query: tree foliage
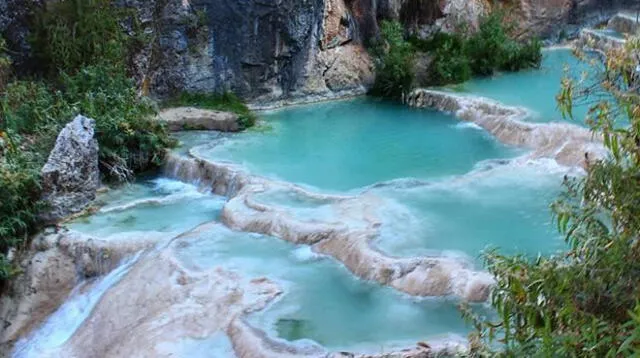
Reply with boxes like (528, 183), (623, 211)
(413, 11), (542, 86)
(464, 38), (640, 357)
(371, 12), (543, 96)
(31, 0), (134, 75)
(0, 37), (10, 91)
(370, 20), (415, 99)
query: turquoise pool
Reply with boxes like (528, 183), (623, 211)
(189, 99), (520, 192)
(459, 48), (599, 124)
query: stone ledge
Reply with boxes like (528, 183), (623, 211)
(157, 107), (240, 132)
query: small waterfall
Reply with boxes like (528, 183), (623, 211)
(163, 151), (250, 198)
(12, 252), (143, 358)
(163, 153), (204, 187)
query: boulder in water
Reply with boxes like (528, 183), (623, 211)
(41, 115), (100, 222)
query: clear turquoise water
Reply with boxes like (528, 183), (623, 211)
(458, 49), (597, 124)
(190, 98), (519, 191)
(60, 179), (473, 353)
(176, 98), (565, 260)
(174, 224), (470, 352)
(37, 48), (584, 356)
(373, 160), (565, 260)
(68, 179), (224, 238)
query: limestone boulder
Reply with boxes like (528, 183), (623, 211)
(41, 115), (100, 222)
(157, 107), (240, 132)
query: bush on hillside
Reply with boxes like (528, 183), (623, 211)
(60, 65), (174, 178)
(408, 12), (543, 87)
(0, 1), (176, 284)
(465, 12), (510, 76)
(0, 140), (42, 281)
(0, 37), (10, 91)
(419, 32), (472, 85)
(499, 38), (543, 72)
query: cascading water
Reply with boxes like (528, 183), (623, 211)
(13, 48), (598, 357)
(12, 253), (142, 358)
(68, 179), (225, 239)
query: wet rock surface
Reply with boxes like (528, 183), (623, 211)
(40, 115), (100, 223)
(0, 229), (156, 354)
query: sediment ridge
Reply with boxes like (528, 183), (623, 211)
(406, 89), (606, 168)
(165, 149), (495, 303)
(15, 221), (459, 358)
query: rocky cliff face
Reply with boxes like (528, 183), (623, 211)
(127, 0), (375, 105)
(512, 0), (639, 41)
(1, 0), (637, 104)
(126, 0), (638, 103)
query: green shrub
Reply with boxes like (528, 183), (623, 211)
(499, 38), (543, 72)
(1, 81), (62, 137)
(31, 0), (134, 74)
(464, 39), (640, 357)
(165, 92), (257, 130)
(407, 12), (542, 87)
(409, 31), (465, 53)
(370, 20), (415, 99)
(61, 65), (173, 177)
(422, 33), (472, 85)
(0, 147), (42, 280)
(0, 0), (176, 285)
(0, 37), (10, 91)
(466, 11), (510, 76)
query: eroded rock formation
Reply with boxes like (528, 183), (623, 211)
(8, 221), (461, 358)
(121, 0), (640, 102)
(0, 229), (156, 353)
(40, 115), (100, 223)
(2, 0), (635, 104)
(164, 149), (495, 303)
(406, 89), (606, 168)
(608, 11), (640, 34)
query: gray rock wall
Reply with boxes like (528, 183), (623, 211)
(2, 0), (639, 104)
(129, 0), (373, 104)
